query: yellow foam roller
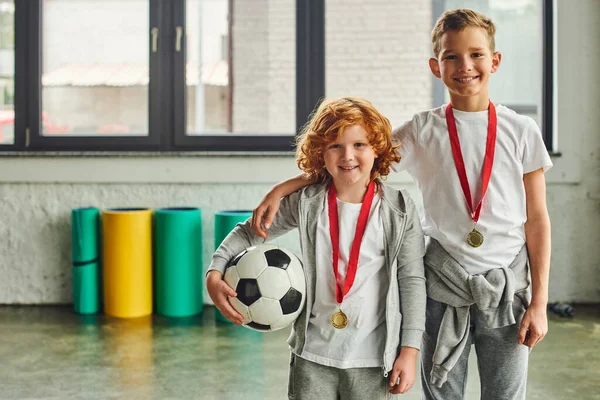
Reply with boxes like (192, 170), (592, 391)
(102, 208), (153, 318)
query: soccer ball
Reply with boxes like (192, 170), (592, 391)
(224, 244), (306, 332)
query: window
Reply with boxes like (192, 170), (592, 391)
(41, 0), (150, 137)
(0, 0), (13, 49)
(184, 0), (296, 135)
(0, 0), (14, 145)
(5, 0), (552, 152)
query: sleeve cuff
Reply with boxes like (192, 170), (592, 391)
(206, 257), (229, 276)
(400, 328), (424, 350)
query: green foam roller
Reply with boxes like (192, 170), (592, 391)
(73, 262), (100, 315)
(214, 210), (252, 323)
(155, 207), (204, 317)
(72, 207), (100, 263)
(214, 210), (253, 249)
(71, 207), (101, 314)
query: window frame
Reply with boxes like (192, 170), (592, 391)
(5, 0), (552, 152)
(18, 0), (166, 151)
(9, 0), (324, 152)
(171, 0), (323, 151)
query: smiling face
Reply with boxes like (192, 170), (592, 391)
(429, 27), (501, 111)
(323, 124), (377, 191)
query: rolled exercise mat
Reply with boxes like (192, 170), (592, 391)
(102, 208), (153, 318)
(155, 207), (203, 317)
(214, 210), (252, 323)
(72, 207), (101, 314)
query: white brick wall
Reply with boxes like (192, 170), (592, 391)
(325, 0), (433, 124)
(0, 182), (300, 304)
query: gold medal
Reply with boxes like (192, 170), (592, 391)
(331, 310), (348, 329)
(446, 102), (496, 252)
(467, 228), (484, 247)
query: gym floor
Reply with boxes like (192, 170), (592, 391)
(0, 305), (598, 399)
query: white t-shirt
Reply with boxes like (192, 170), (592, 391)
(302, 193), (388, 369)
(393, 104), (553, 275)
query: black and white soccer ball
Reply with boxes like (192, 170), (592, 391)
(224, 244), (306, 332)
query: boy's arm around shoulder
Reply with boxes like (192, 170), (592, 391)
(209, 188), (303, 275)
(391, 114), (424, 172)
(391, 113), (420, 147)
(395, 191), (426, 350)
(251, 174), (315, 238)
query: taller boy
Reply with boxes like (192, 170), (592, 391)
(404, 9), (552, 399)
(251, 8), (553, 400)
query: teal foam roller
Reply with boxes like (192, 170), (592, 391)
(155, 207), (204, 317)
(73, 262), (100, 314)
(214, 210), (252, 323)
(71, 208), (101, 263)
(214, 210), (252, 250)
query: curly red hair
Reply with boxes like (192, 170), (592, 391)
(296, 97), (400, 183)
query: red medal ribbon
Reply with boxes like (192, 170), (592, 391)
(445, 102), (497, 223)
(327, 180), (376, 304)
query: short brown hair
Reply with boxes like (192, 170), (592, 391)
(431, 8), (496, 58)
(296, 97), (400, 183)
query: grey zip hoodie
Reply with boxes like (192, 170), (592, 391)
(209, 180), (427, 373)
(424, 238), (531, 387)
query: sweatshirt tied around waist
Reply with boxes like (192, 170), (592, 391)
(424, 238), (531, 388)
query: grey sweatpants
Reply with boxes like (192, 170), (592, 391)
(287, 354), (393, 400)
(420, 297), (530, 400)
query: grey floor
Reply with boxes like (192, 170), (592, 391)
(0, 305), (598, 400)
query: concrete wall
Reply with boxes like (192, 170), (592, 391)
(0, 179), (298, 303)
(0, 0), (598, 304)
(543, 0), (600, 301)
